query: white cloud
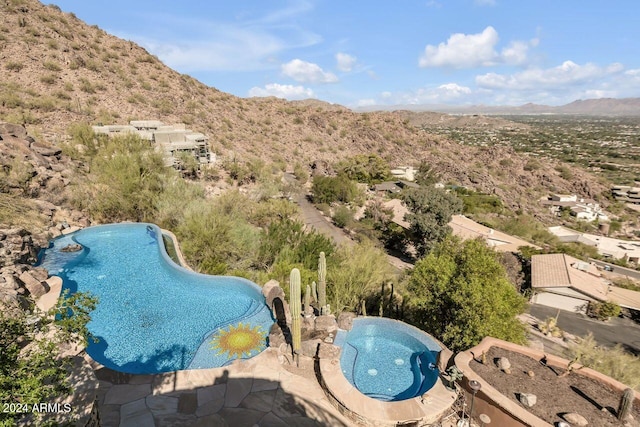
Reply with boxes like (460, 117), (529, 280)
(419, 26), (499, 68)
(281, 59), (338, 83)
(419, 27), (539, 69)
(476, 61), (625, 90)
(248, 83), (315, 100)
(501, 41), (530, 65)
(336, 53), (357, 72)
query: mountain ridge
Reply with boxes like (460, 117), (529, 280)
(0, 0), (610, 218)
(356, 98), (640, 116)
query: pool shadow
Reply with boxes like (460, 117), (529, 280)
(89, 335), (192, 375)
(96, 363), (353, 426)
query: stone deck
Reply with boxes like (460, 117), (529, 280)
(91, 348), (355, 426)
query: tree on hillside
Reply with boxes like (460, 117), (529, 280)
(402, 187), (463, 257)
(414, 161), (440, 187)
(407, 236), (527, 352)
(311, 174), (363, 205)
(336, 154), (391, 184)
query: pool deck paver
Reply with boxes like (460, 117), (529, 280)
(91, 348), (357, 426)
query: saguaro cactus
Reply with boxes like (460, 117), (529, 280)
(311, 281), (318, 303)
(289, 268), (302, 364)
(318, 252), (327, 314)
(618, 388), (635, 421)
(305, 284), (312, 316)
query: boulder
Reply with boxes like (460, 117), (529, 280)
(262, 279), (283, 310)
(563, 412), (588, 426)
(29, 267), (49, 282)
(519, 393), (537, 407)
(268, 323), (286, 348)
(317, 342), (341, 360)
(18, 271), (48, 298)
(497, 357), (512, 374)
(315, 315), (338, 333)
(60, 244), (82, 253)
(337, 312), (356, 331)
(301, 339), (322, 357)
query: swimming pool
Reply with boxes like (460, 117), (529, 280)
(334, 317), (441, 401)
(38, 223), (273, 374)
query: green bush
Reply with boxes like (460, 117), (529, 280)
(567, 333), (640, 390)
(586, 300), (621, 321)
(336, 154), (391, 184)
(311, 174), (363, 205)
(407, 235), (527, 352)
(332, 205), (353, 228)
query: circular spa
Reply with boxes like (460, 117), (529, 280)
(335, 317), (441, 401)
(38, 223), (274, 374)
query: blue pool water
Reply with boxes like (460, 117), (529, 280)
(334, 317), (441, 401)
(38, 223), (274, 374)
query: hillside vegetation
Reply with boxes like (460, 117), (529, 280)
(0, 0), (610, 218)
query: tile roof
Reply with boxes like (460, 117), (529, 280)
(532, 253), (640, 310)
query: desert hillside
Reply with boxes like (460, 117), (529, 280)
(0, 0), (609, 215)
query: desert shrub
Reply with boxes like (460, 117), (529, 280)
(175, 199), (261, 275)
(293, 162), (308, 184)
(0, 193), (46, 229)
(311, 174), (363, 205)
(327, 242), (395, 314)
(336, 154), (391, 184)
(454, 187), (504, 215)
(71, 134), (167, 222)
(4, 61), (23, 72)
(567, 333), (640, 390)
(524, 159), (541, 171)
(42, 61), (61, 72)
(586, 300), (621, 321)
(332, 205), (353, 228)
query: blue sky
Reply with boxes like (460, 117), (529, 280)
(51, 0), (640, 107)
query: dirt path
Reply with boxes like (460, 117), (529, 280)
(284, 173), (413, 271)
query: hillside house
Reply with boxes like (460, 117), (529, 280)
(531, 253), (640, 313)
(540, 194), (608, 222)
(548, 226), (640, 264)
(93, 121), (215, 168)
(390, 166), (417, 182)
(612, 185), (640, 204)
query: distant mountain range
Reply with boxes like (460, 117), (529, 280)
(357, 98), (640, 116)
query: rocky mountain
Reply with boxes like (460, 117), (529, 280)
(359, 98), (640, 116)
(0, 0), (609, 218)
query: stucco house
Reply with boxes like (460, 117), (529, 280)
(531, 253), (640, 313)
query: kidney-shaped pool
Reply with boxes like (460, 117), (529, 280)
(38, 223), (274, 374)
(334, 317), (441, 401)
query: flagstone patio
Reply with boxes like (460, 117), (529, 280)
(90, 348), (355, 426)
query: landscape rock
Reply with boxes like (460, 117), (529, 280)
(564, 412), (589, 426)
(317, 342), (341, 360)
(497, 357), (512, 374)
(18, 271), (48, 298)
(267, 323), (286, 348)
(301, 339), (322, 357)
(519, 393), (537, 407)
(29, 267), (49, 282)
(337, 311), (356, 331)
(60, 244), (82, 253)
(315, 315), (338, 333)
